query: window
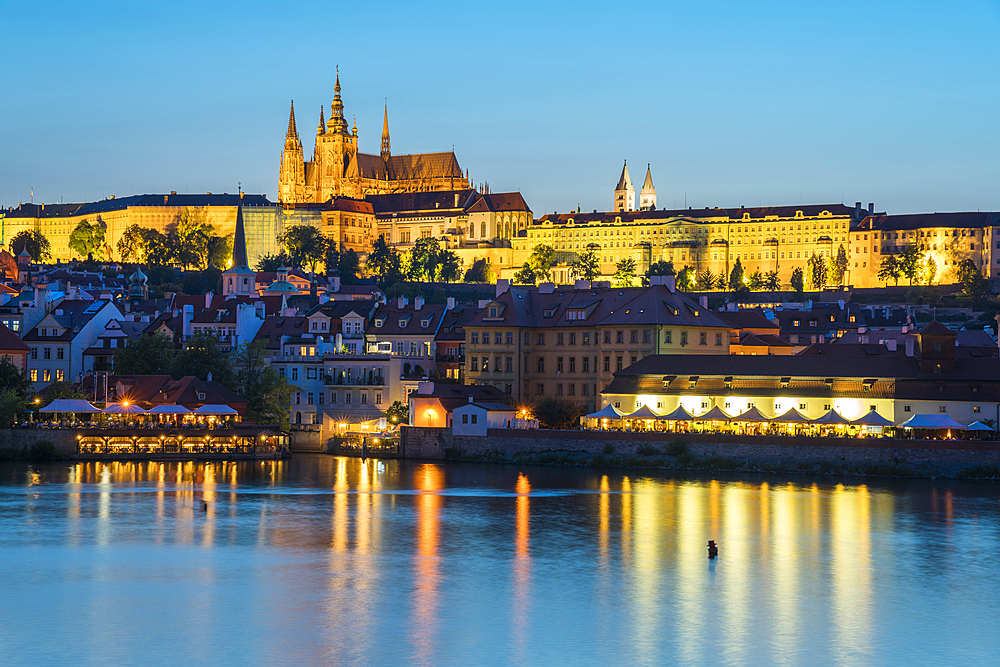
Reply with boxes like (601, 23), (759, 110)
(318, 392), (324, 405)
(30, 369), (37, 382)
(536, 383), (544, 395)
(904, 405), (911, 412)
(603, 356), (610, 372)
(643, 330), (651, 344)
(471, 332), (479, 344)
(799, 403), (806, 410)
(537, 333), (545, 345)
(494, 332), (502, 344)
(616, 356), (623, 371)
(295, 393), (300, 405)
(665, 330), (672, 344)
(471, 413), (478, 424)
(537, 357), (545, 372)
(569, 357), (576, 372)
(462, 414), (468, 424)
(630, 331), (638, 344)
(939, 406), (947, 412)
(361, 394), (368, 404)
(557, 357), (564, 372)
(974, 406), (981, 413)
(680, 331), (688, 346)
(471, 357), (478, 371)
(616, 331), (624, 343)
(569, 333), (576, 345)
(307, 392), (314, 404)
(307, 367), (318, 380)
(494, 356), (502, 371)
(556, 383), (563, 395)
(506, 332), (513, 345)
(505, 356), (513, 372)
(345, 393), (352, 404)
(278, 367), (285, 378)
(291, 367), (298, 381)
(630, 355), (636, 364)
(43, 348), (51, 360)
(524, 332), (530, 345)
(715, 333), (722, 346)
(700, 332), (706, 345)
(583, 333), (591, 345)
(582, 357), (589, 372)
(582, 384), (589, 396)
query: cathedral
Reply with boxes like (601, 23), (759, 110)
(277, 73), (470, 204)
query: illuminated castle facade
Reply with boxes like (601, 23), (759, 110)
(277, 73), (469, 204)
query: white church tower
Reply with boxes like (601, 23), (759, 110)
(639, 164), (657, 211)
(614, 160), (635, 212)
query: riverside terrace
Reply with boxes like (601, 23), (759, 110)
(596, 322), (1000, 440)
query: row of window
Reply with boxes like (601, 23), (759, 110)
(533, 382), (596, 396)
(292, 391), (383, 405)
(30, 347), (64, 360)
(29, 369), (64, 382)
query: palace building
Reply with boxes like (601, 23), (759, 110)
(277, 73), (469, 204)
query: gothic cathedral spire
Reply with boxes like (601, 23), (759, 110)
(317, 105), (325, 136)
(278, 100), (305, 204)
(232, 203), (249, 269)
(614, 160), (635, 212)
(285, 100), (301, 149)
(639, 164), (657, 211)
(327, 70), (348, 134)
(381, 104), (391, 160)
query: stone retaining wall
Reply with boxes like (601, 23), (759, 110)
(0, 429), (80, 456)
(400, 427), (1000, 465)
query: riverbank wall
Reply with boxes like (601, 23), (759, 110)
(399, 427), (1000, 467)
(0, 429), (78, 459)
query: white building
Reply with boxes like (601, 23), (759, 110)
(24, 299), (122, 390)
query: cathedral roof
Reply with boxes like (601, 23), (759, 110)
(366, 190), (476, 214)
(355, 152), (464, 182)
(466, 192), (532, 214)
(616, 161), (633, 191)
(357, 154), (389, 180)
(640, 165), (655, 194)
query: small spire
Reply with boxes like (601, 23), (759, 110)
(286, 100), (298, 140)
(381, 103), (391, 160)
(334, 69), (341, 95)
(231, 203), (249, 270)
(317, 105), (325, 135)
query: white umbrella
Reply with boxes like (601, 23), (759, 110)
(147, 404), (193, 415)
(103, 403), (148, 415)
(40, 398), (102, 413)
(192, 404), (239, 416)
(966, 421), (994, 431)
(898, 414), (966, 430)
(587, 404), (623, 419)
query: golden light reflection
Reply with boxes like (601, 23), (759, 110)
(621, 476), (632, 567)
(674, 482), (704, 666)
(722, 482), (750, 665)
(598, 476), (609, 568)
(831, 484), (873, 662)
(513, 472), (531, 663)
(410, 464), (443, 666)
(772, 482), (800, 666)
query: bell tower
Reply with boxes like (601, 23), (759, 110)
(315, 71), (360, 201)
(614, 160), (635, 212)
(277, 101), (305, 204)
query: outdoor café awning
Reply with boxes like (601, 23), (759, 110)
(696, 405), (731, 422)
(773, 408), (811, 423)
(147, 404), (193, 415)
(103, 403), (148, 415)
(40, 399), (102, 413)
(898, 414), (966, 430)
(662, 405), (695, 421)
(587, 404), (623, 419)
(853, 409), (895, 427)
(811, 409), (851, 425)
(967, 421), (994, 432)
(734, 406), (772, 422)
(192, 404), (239, 416)
(625, 405), (662, 420)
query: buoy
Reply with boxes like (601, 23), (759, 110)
(707, 540), (718, 558)
(202, 501), (208, 512)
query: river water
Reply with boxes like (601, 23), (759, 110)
(1, 456), (998, 666)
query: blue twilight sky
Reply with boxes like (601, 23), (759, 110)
(1, 0), (998, 216)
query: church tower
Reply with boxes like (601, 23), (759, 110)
(639, 164), (657, 211)
(223, 200), (257, 297)
(277, 101), (305, 204)
(381, 104), (391, 160)
(315, 72), (360, 201)
(614, 160), (635, 212)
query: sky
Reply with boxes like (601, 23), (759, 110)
(1, 0), (999, 216)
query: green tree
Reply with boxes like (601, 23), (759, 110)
(232, 340), (295, 429)
(676, 265), (696, 290)
(0, 357), (32, 396)
(763, 270), (781, 291)
(256, 252), (294, 272)
(463, 258), (494, 283)
(923, 256), (937, 285)
(748, 269), (764, 291)
(570, 246), (601, 286)
(10, 230), (51, 263)
(532, 397), (581, 430)
(365, 235), (393, 280)
(899, 245), (924, 285)
(279, 224), (327, 272)
(956, 258), (991, 305)
(438, 250), (461, 282)
(0, 389), (25, 427)
(68, 220), (106, 259)
(808, 253), (827, 290)
(207, 235), (233, 270)
(729, 258), (745, 290)
(613, 257), (637, 287)
(829, 244), (849, 285)
(514, 262), (536, 285)
(338, 248), (360, 285)
(696, 269), (717, 290)
(113, 332), (175, 375)
(117, 224), (167, 264)
(168, 207), (215, 269)
(408, 237), (442, 280)
(643, 260), (675, 287)
(527, 244), (556, 282)
(878, 254), (902, 286)
(324, 240), (340, 275)
(39, 381), (86, 407)
(385, 400), (409, 425)
(790, 267), (805, 293)
(171, 331), (235, 387)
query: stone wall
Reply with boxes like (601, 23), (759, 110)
(0, 429), (80, 456)
(400, 426), (1000, 466)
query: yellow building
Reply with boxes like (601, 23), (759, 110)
(277, 73), (469, 204)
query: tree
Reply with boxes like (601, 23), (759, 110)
(0, 357), (32, 396)
(532, 397), (581, 430)
(922, 256), (937, 285)
(438, 250), (461, 282)
(338, 249), (360, 284)
(676, 265), (696, 291)
(527, 244), (556, 282)
(899, 245), (924, 285)
(365, 235), (392, 279)
(729, 258), (745, 290)
(613, 257), (636, 287)
(513, 262), (536, 285)
(878, 255), (902, 286)
(232, 340), (295, 429)
(829, 244), (848, 286)
(279, 224), (327, 272)
(790, 267), (805, 293)
(696, 269), (717, 291)
(956, 258), (991, 305)
(643, 260), (675, 287)
(68, 220), (106, 259)
(117, 224), (167, 264)
(324, 240), (340, 276)
(570, 246), (601, 286)
(10, 230), (51, 263)
(113, 332), (175, 375)
(409, 237), (442, 280)
(763, 271), (781, 291)
(808, 253), (827, 290)
(0, 389), (25, 428)
(171, 331), (235, 387)
(168, 207), (215, 269)
(39, 381), (85, 407)
(464, 258), (494, 283)
(385, 400), (409, 425)
(748, 269), (764, 291)
(256, 252), (294, 272)
(207, 235), (233, 270)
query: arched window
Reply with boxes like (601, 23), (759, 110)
(295, 412), (302, 424)
(481, 221), (487, 237)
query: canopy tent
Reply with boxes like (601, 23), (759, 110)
(40, 399), (102, 413)
(625, 405), (663, 420)
(587, 404), (624, 419)
(733, 406), (772, 422)
(103, 403), (148, 415)
(146, 404), (193, 415)
(773, 408), (811, 423)
(967, 421), (995, 432)
(852, 410), (895, 427)
(192, 404), (239, 416)
(696, 405), (731, 422)
(811, 409), (851, 425)
(662, 406), (695, 421)
(898, 414), (966, 430)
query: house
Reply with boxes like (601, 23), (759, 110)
(23, 299), (122, 390)
(452, 400), (519, 436)
(365, 295), (449, 377)
(81, 374), (248, 415)
(82, 316), (150, 373)
(409, 381), (510, 428)
(0, 322), (30, 371)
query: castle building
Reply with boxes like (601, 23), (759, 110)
(277, 73), (469, 204)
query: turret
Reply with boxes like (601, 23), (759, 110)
(223, 203), (256, 297)
(381, 104), (391, 160)
(639, 164), (656, 211)
(316, 105), (325, 136)
(326, 71), (349, 135)
(278, 100), (305, 204)
(614, 160), (635, 212)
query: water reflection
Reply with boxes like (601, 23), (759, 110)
(1, 459), (998, 666)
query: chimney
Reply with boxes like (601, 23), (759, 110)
(183, 304), (194, 337)
(446, 297), (455, 310)
(319, 293), (329, 305)
(855, 202), (863, 218)
(330, 275), (341, 293)
(538, 282), (555, 294)
(414, 295), (424, 311)
(205, 292), (213, 309)
(417, 381), (434, 395)
(869, 203), (875, 215)
(496, 279), (510, 298)
(468, 395), (474, 403)
(650, 276), (663, 286)
(699, 296), (708, 309)
(665, 275), (676, 293)
(886, 339), (897, 352)
(905, 336), (915, 357)
(838, 299), (845, 310)
(574, 280), (589, 290)
(34, 286), (45, 309)
(207, 372), (212, 382)
(397, 296), (406, 309)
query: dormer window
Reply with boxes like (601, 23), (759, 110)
(543, 308), (556, 318)
(40, 329), (47, 337)
(489, 307), (498, 317)
(197, 392), (206, 400)
(399, 319), (407, 328)
(375, 319), (383, 328)
(793, 319), (800, 327)
(421, 319), (430, 328)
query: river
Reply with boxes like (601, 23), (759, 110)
(1, 456), (998, 666)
